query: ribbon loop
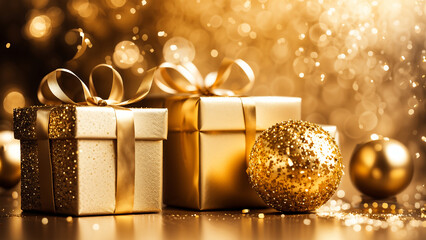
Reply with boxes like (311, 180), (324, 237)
(154, 58), (255, 96)
(38, 64), (155, 107)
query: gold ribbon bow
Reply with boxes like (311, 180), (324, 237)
(37, 64), (155, 214)
(155, 58), (256, 164)
(155, 58), (255, 96)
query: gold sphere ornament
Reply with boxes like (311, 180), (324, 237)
(247, 120), (344, 212)
(0, 131), (21, 189)
(349, 139), (413, 199)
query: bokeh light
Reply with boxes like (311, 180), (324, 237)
(26, 15), (52, 39)
(3, 90), (25, 115)
(113, 40), (141, 69)
(163, 37), (196, 64)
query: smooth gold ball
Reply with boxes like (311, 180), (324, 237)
(0, 131), (21, 189)
(349, 139), (413, 199)
(247, 120), (344, 212)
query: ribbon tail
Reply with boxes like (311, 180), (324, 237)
(114, 109), (136, 213)
(240, 98), (256, 166)
(36, 109), (56, 212)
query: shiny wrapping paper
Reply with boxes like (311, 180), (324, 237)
(14, 105), (167, 216)
(142, 95), (302, 210)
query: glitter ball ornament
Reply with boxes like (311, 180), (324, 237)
(350, 139), (413, 199)
(0, 131), (21, 189)
(247, 120), (343, 212)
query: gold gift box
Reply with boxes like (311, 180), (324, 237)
(142, 95), (302, 210)
(14, 105), (168, 215)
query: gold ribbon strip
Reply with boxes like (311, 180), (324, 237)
(155, 58), (256, 162)
(37, 64), (156, 213)
(35, 109), (56, 212)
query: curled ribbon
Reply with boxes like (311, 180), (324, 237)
(37, 64), (155, 214)
(154, 58), (255, 96)
(69, 28), (91, 61)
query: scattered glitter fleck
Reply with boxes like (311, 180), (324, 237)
(303, 219), (311, 225)
(383, 64), (389, 71)
(210, 49), (218, 58)
(11, 191), (18, 199)
(370, 134), (380, 140)
(353, 224), (361, 232)
(141, 0), (147, 6)
(92, 223), (100, 231)
(281, 214), (285, 218)
(158, 31), (166, 37)
(242, 209), (250, 214)
(5, 43), (10, 48)
(41, 218), (48, 225)
(258, 213), (265, 219)
(337, 190), (345, 198)
(66, 216), (73, 223)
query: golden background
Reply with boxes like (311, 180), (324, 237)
(0, 0), (424, 205)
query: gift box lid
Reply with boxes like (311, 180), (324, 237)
(144, 95), (301, 132)
(13, 105), (168, 140)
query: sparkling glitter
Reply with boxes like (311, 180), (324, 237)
(41, 218), (48, 225)
(353, 224), (361, 232)
(11, 191), (18, 199)
(66, 216), (73, 223)
(303, 219), (311, 225)
(242, 209), (250, 214)
(5, 43), (10, 48)
(258, 213), (265, 219)
(92, 223), (100, 230)
(247, 120), (343, 212)
(337, 190), (345, 198)
(210, 49), (218, 58)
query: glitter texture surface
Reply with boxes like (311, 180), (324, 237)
(48, 105), (77, 139)
(247, 120), (343, 212)
(20, 140), (41, 211)
(51, 139), (78, 214)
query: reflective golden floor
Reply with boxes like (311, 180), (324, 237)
(1, 187), (424, 240)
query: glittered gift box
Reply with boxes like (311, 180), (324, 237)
(14, 105), (167, 216)
(141, 95), (302, 210)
